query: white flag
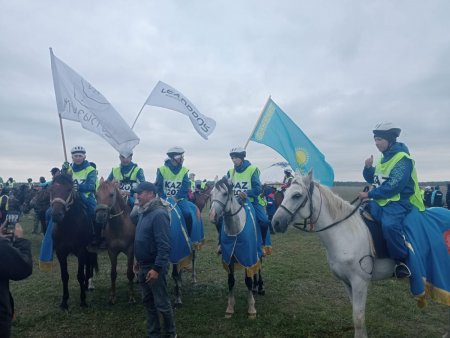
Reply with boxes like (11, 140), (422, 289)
(50, 48), (139, 157)
(145, 81), (216, 140)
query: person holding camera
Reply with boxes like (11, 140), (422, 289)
(0, 218), (33, 337)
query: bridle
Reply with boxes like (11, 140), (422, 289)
(51, 189), (74, 212)
(95, 187), (124, 220)
(280, 181), (361, 233)
(211, 185), (243, 218)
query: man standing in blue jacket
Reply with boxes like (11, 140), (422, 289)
(359, 123), (425, 278)
(133, 182), (176, 338)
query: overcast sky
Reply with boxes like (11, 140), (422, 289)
(1, 1), (450, 184)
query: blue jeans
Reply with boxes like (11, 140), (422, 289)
(139, 265), (176, 338)
(368, 199), (412, 261)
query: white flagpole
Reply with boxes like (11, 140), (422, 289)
(131, 101), (147, 129)
(244, 95), (271, 150)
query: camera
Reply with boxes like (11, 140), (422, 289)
(4, 212), (19, 239)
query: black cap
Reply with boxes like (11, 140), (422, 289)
(50, 167), (60, 174)
(135, 181), (157, 194)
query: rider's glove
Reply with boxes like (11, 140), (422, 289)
(238, 191), (247, 200)
(62, 162), (70, 172)
(73, 180), (79, 192)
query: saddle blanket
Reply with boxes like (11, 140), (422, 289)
(220, 203), (262, 277)
(404, 207), (450, 306)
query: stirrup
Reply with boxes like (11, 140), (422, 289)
(394, 262), (411, 279)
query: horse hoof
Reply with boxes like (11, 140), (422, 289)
(248, 313), (257, 320)
(59, 304), (68, 311)
(109, 299), (116, 305)
(224, 313), (233, 319)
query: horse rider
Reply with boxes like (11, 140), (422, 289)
(107, 151), (145, 210)
(4, 178), (15, 190)
(200, 179), (208, 191)
(188, 172), (196, 202)
(155, 146), (196, 231)
(227, 147), (272, 247)
(281, 168), (293, 190)
(358, 122), (425, 278)
(62, 146), (99, 248)
(0, 185), (9, 225)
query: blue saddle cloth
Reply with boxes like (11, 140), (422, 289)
(220, 203), (262, 276)
(404, 207), (450, 306)
(166, 198), (192, 266)
(184, 199), (204, 247)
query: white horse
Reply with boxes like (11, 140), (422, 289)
(209, 177), (261, 319)
(272, 171), (450, 338)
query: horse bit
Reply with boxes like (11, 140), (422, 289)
(95, 188), (124, 219)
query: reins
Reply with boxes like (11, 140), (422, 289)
(287, 182), (364, 233)
(51, 189), (74, 211)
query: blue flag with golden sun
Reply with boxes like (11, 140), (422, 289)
(250, 98), (334, 186)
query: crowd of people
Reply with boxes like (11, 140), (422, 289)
(2, 122), (450, 336)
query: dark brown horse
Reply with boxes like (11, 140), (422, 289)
(29, 188), (50, 234)
(193, 184), (213, 212)
(95, 178), (136, 304)
(50, 173), (97, 310)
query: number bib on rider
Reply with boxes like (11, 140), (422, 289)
(164, 180), (182, 197)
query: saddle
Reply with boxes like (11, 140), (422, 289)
(359, 203), (390, 259)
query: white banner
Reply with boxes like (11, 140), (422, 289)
(50, 49), (139, 157)
(145, 81), (216, 140)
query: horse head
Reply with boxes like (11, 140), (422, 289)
(95, 178), (125, 224)
(50, 173), (75, 223)
(209, 176), (234, 224)
(272, 170), (315, 233)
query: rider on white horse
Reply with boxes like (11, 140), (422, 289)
(227, 147), (271, 248)
(358, 122), (425, 278)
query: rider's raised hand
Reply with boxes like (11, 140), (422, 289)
(364, 155), (374, 168)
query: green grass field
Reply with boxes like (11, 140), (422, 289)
(9, 188), (449, 337)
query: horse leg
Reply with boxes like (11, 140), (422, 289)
(108, 250), (118, 305)
(57, 252), (70, 310)
(245, 272), (256, 319)
(349, 278), (369, 338)
(172, 264), (182, 307)
(76, 253), (88, 307)
(192, 249), (197, 284)
(225, 266), (235, 319)
(126, 248), (136, 304)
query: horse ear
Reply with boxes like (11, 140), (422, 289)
(303, 170), (313, 185)
(100, 177), (105, 184)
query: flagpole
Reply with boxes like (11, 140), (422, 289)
(131, 102), (147, 129)
(244, 95), (271, 149)
(58, 114), (68, 162)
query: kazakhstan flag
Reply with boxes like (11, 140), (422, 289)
(250, 98), (334, 186)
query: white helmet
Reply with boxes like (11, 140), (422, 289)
(229, 147), (246, 158)
(71, 145), (86, 154)
(167, 146), (185, 158)
(373, 122), (401, 137)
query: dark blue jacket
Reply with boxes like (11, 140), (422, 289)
(134, 199), (171, 273)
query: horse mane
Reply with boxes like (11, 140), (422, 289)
(53, 173), (73, 186)
(316, 183), (355, 220)
(215, 177), (231, 192)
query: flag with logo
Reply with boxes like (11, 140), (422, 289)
(249, 97), (334, 186)
(144, 81), (216, 140)
(50, 48), (139, 157)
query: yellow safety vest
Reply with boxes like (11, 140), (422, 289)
(72, 166), (96, 199)
(373, 152), (425, 211)
(159, 166), (189, 197)
(228, 165), (258, 203)
(112, 165), (140, 193)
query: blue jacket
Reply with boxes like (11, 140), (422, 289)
(155, 159), (190, 200)
(134, 198), (171, 273)
(363, 142), (415, 202)
(227, 159), (262, 201)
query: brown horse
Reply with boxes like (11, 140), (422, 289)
(50, 173), (98, 310)
(194, 184), (213, 212)
(95, 178), (136, 304)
